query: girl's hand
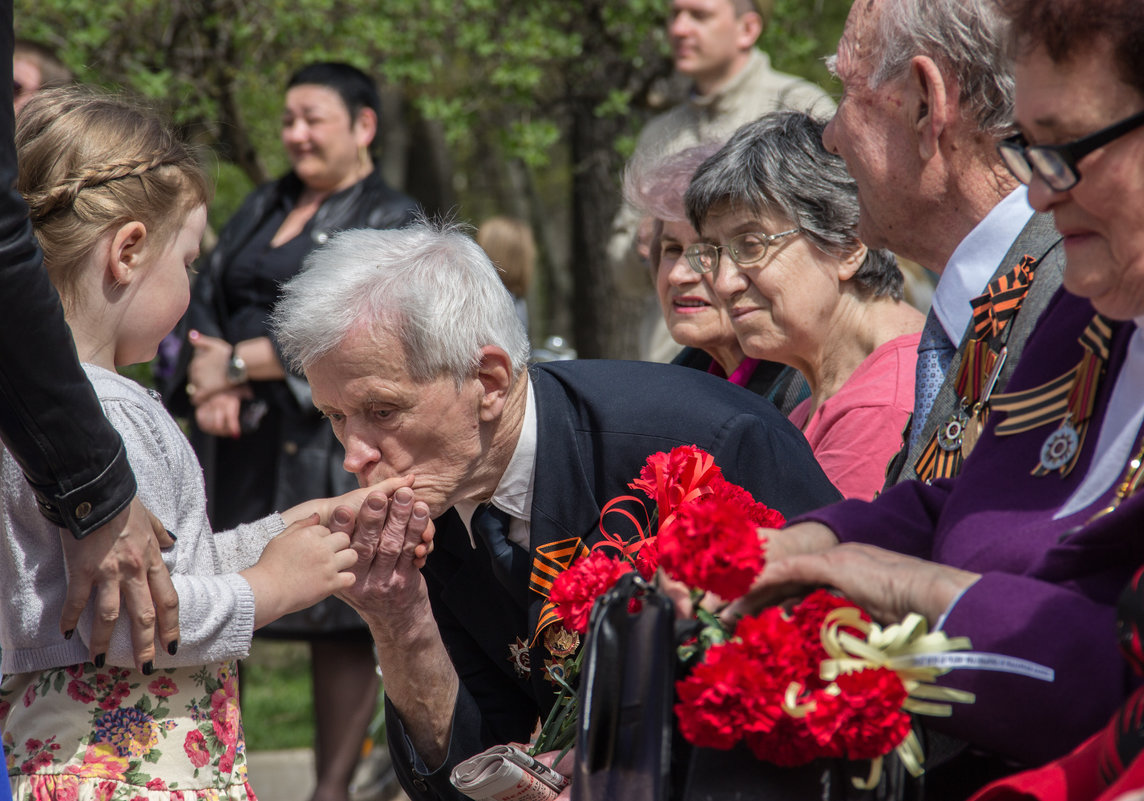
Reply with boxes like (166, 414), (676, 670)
(240, 514), (357, 628)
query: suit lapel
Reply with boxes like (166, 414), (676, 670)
(900, 213), (1064, 481)
(525, 367), (607, 636)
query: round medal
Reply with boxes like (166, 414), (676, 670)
(938, 409), (969, 452)
(1040, 420), (1079, 472)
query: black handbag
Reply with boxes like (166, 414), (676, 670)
(572, 572), (676, 801)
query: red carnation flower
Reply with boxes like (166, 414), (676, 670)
(629, 445), (722, 522)
(786, 590), (869, 664)
(634, 536), (659, 580)
(675, 641), (778, 750)
(733, 611), (816, 691)
(806, 668), (911, 760)
(549, 551), (634, 634)
(707, 476), (785, 529)
(20, 750), (53, 773)
(747, 712), (837, 766)
(657, 494), (766, 600)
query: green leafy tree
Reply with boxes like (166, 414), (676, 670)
(15, 0), (847, 357)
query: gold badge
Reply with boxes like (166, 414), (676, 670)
(543, 625), (580, 658)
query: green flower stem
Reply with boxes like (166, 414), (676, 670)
(530, 645), (585, 757)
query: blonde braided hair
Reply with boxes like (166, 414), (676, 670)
(16, 85), (211, 306)
(25, 154), (181, 224)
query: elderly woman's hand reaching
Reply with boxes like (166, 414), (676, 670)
(740, 525), (982, 626)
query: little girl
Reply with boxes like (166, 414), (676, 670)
(0, 87), (398, 800)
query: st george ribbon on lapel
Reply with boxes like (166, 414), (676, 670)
(472, 503), (531, 607)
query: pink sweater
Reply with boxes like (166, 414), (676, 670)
(788, 332), (920, 501)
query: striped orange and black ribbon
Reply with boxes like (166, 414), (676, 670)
(991, 314), (1113, 477)
(528, 537), (590, 645)
(971, 255), (1036, 343)
(913, 257), (1036, 481)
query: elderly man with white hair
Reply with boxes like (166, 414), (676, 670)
(823, 0), (1067, 488)
(271, 221), (841, 801)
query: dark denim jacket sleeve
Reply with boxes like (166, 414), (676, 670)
(0, 0), (135, 537)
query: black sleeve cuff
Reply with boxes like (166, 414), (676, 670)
(31, 441), (137, 538)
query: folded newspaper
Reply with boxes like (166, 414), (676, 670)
(450, 744), (571, 801)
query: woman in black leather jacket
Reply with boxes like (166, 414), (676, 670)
(165, 62), (418, 801)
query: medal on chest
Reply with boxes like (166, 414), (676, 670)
(992, 314), (1113, 478)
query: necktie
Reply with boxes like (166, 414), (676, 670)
(471, 503), (530, 607)
(908, 311), (957, 454)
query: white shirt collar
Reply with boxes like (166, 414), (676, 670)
(931, 186), (1035, 345)
(455, 377), (538, 549)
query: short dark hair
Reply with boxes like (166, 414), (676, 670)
(996, 0), (1144, 97)
(287, 62), (382, 125)
(685, 111), (903, 300)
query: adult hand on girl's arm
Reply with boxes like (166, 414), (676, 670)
(58, 497), (180, 670)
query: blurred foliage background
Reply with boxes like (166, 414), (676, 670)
(14, 0), (849, 357)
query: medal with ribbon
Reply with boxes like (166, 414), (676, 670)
(990, 313), (1113, 477)
(914, 256), (1035, 481)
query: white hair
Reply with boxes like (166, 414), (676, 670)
(272, 221), (531, 384)
(829, 0), (1015, 138)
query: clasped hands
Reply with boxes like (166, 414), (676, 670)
(310, 479), (436, 617)
(184, 330), (249, 438)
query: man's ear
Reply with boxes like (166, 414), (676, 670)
(837, 243), (868, 283)
(736, 11), (763, 50)
(907, 55), (951, 161)
(475, 345), (515, 422)
(106, 221), (149, 287)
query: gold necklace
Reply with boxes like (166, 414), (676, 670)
(1086, 432), (1144, 523)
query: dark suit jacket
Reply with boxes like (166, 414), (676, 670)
(805, 289), (1144, 771)
(885, 213), (1066, 486)
(386, 359), (842, 801)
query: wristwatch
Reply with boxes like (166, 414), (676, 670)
(226, 353), (249, 385)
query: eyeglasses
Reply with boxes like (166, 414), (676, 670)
(684, 228), (799, 274)
(998, 109), (1144, 192)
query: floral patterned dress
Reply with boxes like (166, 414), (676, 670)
(1, 661), (256, 801)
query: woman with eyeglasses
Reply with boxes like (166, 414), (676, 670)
(959, 2), (1144, 800)
(732, 0), (1144, 787)
(623, 143), (811, 417)
(684, 111), (923, 500)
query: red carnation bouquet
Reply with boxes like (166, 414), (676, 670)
(532, 445), (974, 787)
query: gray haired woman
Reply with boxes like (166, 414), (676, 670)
(685, 111), (923, 500)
